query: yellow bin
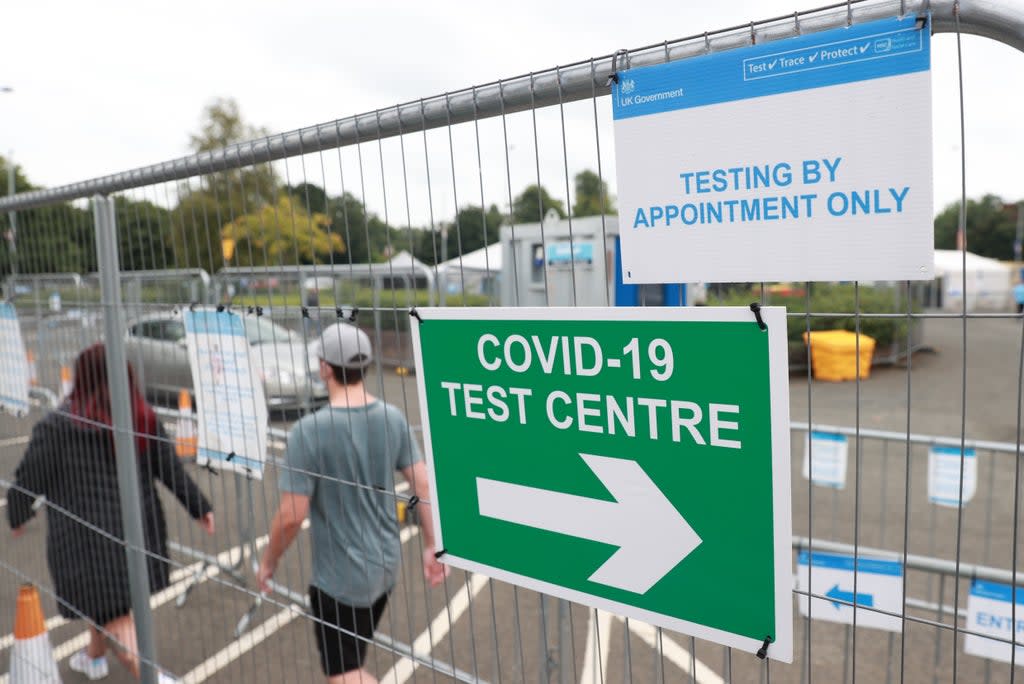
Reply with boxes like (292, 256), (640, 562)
(803, 330), (876, 382)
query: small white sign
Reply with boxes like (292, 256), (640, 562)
(802, 431), (848, 489)
(965, 581), (1024, 665)
(612, 16), (933, 284)
(0, 303), (29, 417)
(797, 550), (904, 632)
(928, 446), (976, 508)
(183, 309), (268, 478)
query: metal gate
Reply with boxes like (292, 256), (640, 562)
(2, 1), (1024, 682)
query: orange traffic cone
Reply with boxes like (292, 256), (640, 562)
(8, 584), (61, 683)
(175, 390), (197, 458)
(25, 350), (38, 387)
(59, 365), (73, 400)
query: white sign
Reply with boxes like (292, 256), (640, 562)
(183, 309), (268, 478)
(612, 16), (933, 284)
(928, 445), (977, 508)
(802, 431), (848, 489)
(797, 550), (904, 632)
(965, 580), (1024, 665)
(0, 303), (30, 416)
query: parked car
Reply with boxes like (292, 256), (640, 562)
(124, 310), (327, 413)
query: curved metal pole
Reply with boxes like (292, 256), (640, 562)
(0, 0), (1020, 212)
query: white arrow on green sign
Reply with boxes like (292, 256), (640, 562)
(410, 306), (793, 662)
(478, 452), (701, 594)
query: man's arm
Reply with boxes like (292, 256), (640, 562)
(257, 492), (310, 593)
(400, 460), (449, 587)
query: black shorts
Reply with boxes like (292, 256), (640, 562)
(309, 585), (389, 676)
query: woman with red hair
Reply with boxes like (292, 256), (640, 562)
(7, 343), (214, 682)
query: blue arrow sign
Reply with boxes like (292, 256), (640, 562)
(826, 584), (874, 610)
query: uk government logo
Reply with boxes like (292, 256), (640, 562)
(618, 78), (685, 108)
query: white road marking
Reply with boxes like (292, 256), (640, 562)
(0, 558), (220, 684)
(617, 616), (724, 684)
(183, 526), (419, 683)
(382, 571), (490, 684)
(0, 436), (30, 448)
(0, 526), (289, 684)
(0, 557), (209, 653)
(579, 609), (613, 684)
(180, 605), (300, 684)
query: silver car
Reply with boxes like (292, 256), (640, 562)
(125, 310), (327, 413)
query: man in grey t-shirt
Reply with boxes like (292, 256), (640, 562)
(258, 322), (446, 683)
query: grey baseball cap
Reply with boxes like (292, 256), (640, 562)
(316, 322), (373, 370)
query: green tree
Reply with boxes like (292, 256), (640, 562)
(511, 184), (566, 224)
(934, 195), (1019, 260)
(115, 197), (174, 271)
(221, 195), (343, 266)
(417, 205), (503, 266)
(288, 183), (329, 215)
(0, 157), (95, 276)
(572, 170), (615, 217)
(326, 192), (396, 264)
(170, 190), (230, 273)
(171, 98), (278, 270)
(188, 97), (276, 204)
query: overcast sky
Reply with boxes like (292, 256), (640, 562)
(2, 0), (1022, 226)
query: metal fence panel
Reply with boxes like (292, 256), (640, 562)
(3, 1), (1024, 682)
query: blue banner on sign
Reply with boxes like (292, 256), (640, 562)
(810, 431), (847, 443)
(184, 310), (246, 337)
(932, 445), (976, 458)
(797, 550), (903, 577)
(198, 447), (263, 470)
(971, 580), (1024, 604)
(613, 15), (929, 120)
(546, 242), (594, 265)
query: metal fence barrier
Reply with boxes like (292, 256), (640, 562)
(2, 0), (1024, 682)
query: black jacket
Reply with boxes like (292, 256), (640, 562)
(6, 411), (213, 622)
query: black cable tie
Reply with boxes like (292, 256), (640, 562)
(749, 302), (767, 331)
(348, 307), (358, 322)
(216, 304), (225, 313)
(914, 15), (927, 30)
(756, 634), (773, 659)
(434, 548), (447, 560)
(606, 72), (619, 87)
(255, 305), (263, 317)
(189, 302), (197, 312)
(203, 464), (219, 476)
(301, 306), (310, 319)
(226, 451), (237, 462)
(407, 495), (420, 511)
(409, 308), (423, 324)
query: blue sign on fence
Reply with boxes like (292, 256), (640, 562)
(796, 550), (904, 632)
(965, 580), (1024, 664)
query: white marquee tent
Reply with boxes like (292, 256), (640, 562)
(932, 249), (1013, 312)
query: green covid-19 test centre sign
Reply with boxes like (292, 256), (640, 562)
(410, 307), (793, 661)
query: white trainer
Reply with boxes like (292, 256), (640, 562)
(69, 649), (109, 680)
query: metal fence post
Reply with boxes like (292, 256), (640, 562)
(93, 194), (158, 684)
(5, 152), (17, 292)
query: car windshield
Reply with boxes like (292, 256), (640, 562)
(241, 316), (301, 345)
